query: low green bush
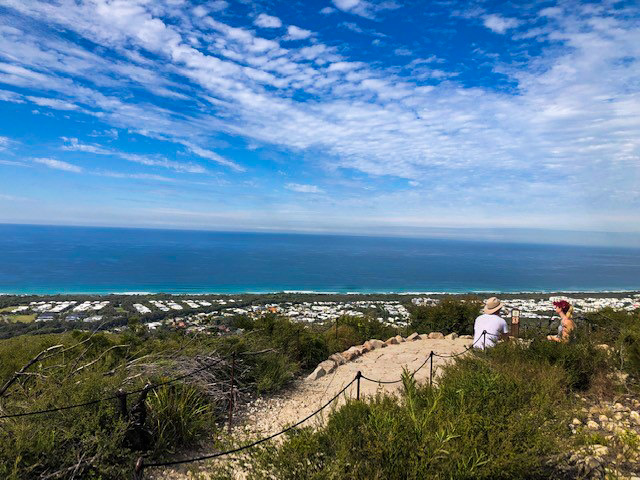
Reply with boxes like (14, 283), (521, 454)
(410, 296), (482, 336)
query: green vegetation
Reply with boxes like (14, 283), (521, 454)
(3, 314), (37, 323)
(0, 314), (397, 479)
(409, 295), (482, 335)
(245, 338), (623, 479)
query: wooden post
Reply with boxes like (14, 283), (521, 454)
(228, 353), (235, 434)
(116, 388), (128, 420)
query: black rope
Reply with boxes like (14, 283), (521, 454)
(0, 353), (231, 420)
(360, 350), (434, 384)
(140, 375), (358, 470)
(432, 332), (487, 358)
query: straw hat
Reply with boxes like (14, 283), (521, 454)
(484, 297), (504, 314)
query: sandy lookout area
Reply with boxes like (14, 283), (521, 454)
(151, 336), (473, 479)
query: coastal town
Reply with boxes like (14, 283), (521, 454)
(1, 293), (638, 335)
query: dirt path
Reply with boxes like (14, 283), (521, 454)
(150, 337), (474, 479)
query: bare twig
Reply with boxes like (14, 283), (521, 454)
(0, 344), (63, 397)
(71, 345), (129, 376)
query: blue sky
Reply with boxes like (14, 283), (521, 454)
(0, 0), (639, 245)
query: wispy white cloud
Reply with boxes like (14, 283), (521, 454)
(33, 157), (82, 172)
(61, 137), (207, 173)
(254, 13), (282, 29)
(331, 0), (400, 19)
(285, 183), (324, 194)
(285, 25), (313, 41)
(482, 14), (521, 34)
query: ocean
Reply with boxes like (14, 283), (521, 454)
(0, 224), (638, 294)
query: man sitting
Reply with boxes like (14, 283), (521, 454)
(473, 297), (509, 350)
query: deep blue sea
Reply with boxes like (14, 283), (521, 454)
(0, 224), (638, 294)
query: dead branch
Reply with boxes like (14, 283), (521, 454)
(70, 344), (129, 376)
(0, 344), (63, 397)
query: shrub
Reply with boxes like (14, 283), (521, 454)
(147, 384), (216, 453)
(410, 296), (482, 336)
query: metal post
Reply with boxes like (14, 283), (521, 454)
(429, 351), (434, 387)
(483, 330), (486, 351)
(356, 371), (361, 400)
(228, 352), (235, 434)
(133, 457), (144, 480)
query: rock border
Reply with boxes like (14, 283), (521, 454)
(306, 331), (471, 381)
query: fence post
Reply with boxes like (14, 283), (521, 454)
(116, 388), (128, 420)
(228, 352), (235, 434)
(483, 330), (487, 352)
(429, 351), (434, 387)
(356, 371), (361, 400)
(133, 457), (144, 480)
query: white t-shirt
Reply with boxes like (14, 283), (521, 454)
(473, 314), (508, 349)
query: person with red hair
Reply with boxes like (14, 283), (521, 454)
(547, 300), (575, 343)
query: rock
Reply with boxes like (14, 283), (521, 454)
(459, 334), (473, 339)
(341, 350), (356, 362)
(428, 332), (445, 339)
(591, 445), (609, 457)
(615, 372), (629, 383)
(361, 343), (372, 353)
(445, 332), (459, 340)
(596, 344), (613, 352)
(613, 402), (625, 412)
(406, 332), (421, 341)
(319, 360), (336, 374)
(385, 336), (399, 346)
(613, 412), (623, 421)
(395, 335), (405, 343)
(572, 418), (582, 426)
(329, 353), (346, 366)
(598, 414), (609, 423)
(630, 411), (640, 424)
(368, 339), (386, 349)
(306, 365), (327, 381)
(587, 420), (599, 429)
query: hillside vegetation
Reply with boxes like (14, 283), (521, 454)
(0, 314), (396, 479)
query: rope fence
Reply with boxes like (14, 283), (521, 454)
(0, 349), (268, 420)
(1, 332), (490, 479)
(134, 332), (489, 478)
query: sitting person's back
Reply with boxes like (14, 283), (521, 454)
(474, 297), (509, 349)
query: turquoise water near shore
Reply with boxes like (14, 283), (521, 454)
(0, 224), (639, 294)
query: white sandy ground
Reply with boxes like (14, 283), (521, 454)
(148, 337), (473, 480)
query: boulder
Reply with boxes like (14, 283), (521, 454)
(385, 336), (399, 346)
(348, 346), (364, 357)
(306, 365), (327, 381)
(586, 420), (599, 429)
(459, 335), (473, 339)
(368, 339), (386, 349)
(341, 350), (356, 362)
(361, 343), (372, 353)
(329, 353), (346, 366)
(428, 332), (445, 339)
(445, 332), (459, 340)
(319, 360), (336, 374)
(395, 335), (405, 343)
(406, 332), (421, 341)
(630, 411), (640, 424)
